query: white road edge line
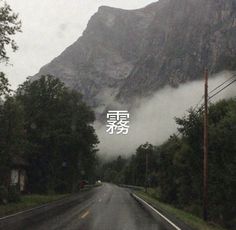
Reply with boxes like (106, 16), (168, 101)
(0, 203), (49, 221)
(0, 196), (96, 221)
(133, 193), (181, 230)
(0, 197), (69, 221)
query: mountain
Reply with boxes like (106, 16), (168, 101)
(33, 0), (236, 115)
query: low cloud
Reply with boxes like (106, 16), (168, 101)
(95, 71), (236, 157)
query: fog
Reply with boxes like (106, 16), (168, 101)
(95, 71), (236, 157)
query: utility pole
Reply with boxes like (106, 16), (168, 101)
(145, 150), (148, 193)
(203, 68), (209, 221)
(143, 143), (149, 193)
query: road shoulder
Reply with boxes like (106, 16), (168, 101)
(132, 191), (226, 230)
(0, 187), (98, 230)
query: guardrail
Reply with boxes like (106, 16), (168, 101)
(119, 184), (143, 191)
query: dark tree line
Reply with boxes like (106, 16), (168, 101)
(0, 76), (99, 194)
(100, 99), (236, 228)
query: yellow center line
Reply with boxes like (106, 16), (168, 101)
(80, 210), (90, 219)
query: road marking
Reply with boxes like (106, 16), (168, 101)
(132, 194), (181, 230)
(80, 210), (90, 219)
(0, 201), (59, 220)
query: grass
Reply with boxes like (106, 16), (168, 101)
(0, 183), (100, 218)
(0, 194), (69, 218)
(135, 189), (227, 230)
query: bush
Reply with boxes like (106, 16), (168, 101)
(8, 185), (21, 203)
(0, 185), (8, 204)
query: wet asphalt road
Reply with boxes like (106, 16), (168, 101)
(18, 184), (167, 230)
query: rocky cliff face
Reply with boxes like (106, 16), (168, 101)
(34, 0), (236, 115)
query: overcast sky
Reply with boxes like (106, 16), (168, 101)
(1, 0), (156, 89)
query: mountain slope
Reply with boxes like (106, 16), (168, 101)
(34, 0), (236, 114)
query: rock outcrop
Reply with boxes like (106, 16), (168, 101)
(34, 0), (236, 115)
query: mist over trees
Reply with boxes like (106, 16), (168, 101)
(99, 98), (236, 228)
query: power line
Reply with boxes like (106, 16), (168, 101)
(193, 75), (236, 112)
(208, 79), (236, 100)
(208, 75), (236, 95)
(175, 75), (236, 137)
(196, 78), (236, 113)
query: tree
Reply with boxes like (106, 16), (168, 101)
(174, 110), (203, 208)
(134, 143), (156, 186)
(0, 0), (21, 98)
(169, 99), (236, 226)
(207, 100), (236, 225)
(0, 72), (11, 98)
(0, 96), (26, 186)
(158, 135), (181, 203)
(0, 0), (21, 63)
(16, 75), (99, 193)
(0, 0), (23, 188)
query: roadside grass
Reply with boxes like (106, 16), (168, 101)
(135, 190), (227, 230)
(0, 183), (100, 218)
(0, 194), (68, 218)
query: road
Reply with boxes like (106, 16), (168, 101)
(3, 184), (168, 230)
